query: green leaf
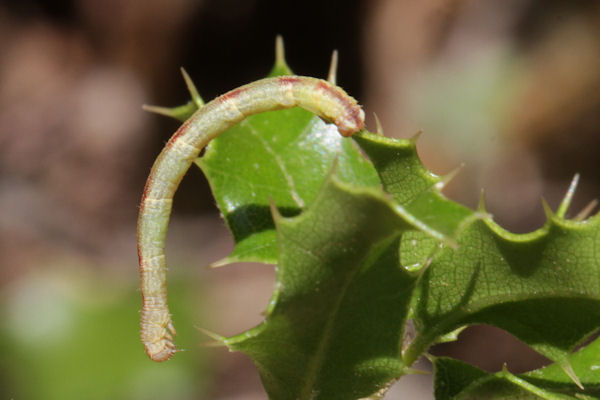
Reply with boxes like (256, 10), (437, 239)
(224, 174), (433, 399)
(409, 214), (600, 369)
(353, 131), (479, 280)
(197, 67), (378, 265)
(353, 131), (477, 241)
(198, 111), (378, 265)
(354, 131), (600, 377)
(524, 336), (600, 397)
(434, 336), (600, 399)
(433, 357), (575, 400)
(434, 357), (490, 400)
(352, 131), (438, 206)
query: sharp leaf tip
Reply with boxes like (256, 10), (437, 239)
(327, 50), (339, 84)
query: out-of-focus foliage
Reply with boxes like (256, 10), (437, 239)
(0, 267), (208, 400)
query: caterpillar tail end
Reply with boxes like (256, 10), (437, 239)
(142, 311), (178, 362)
(147, 340), (177, 362)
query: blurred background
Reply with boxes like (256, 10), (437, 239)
(1, 0), (599, 398)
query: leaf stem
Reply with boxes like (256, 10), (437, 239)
(497, 366), (572, 400)
(402, 332), (435, 368)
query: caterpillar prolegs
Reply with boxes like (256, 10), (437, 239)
(138, 74), (365, 361)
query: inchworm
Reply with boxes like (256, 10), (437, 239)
(138, 75), (365, 361)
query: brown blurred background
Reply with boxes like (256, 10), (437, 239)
(1, 0), (599, 399)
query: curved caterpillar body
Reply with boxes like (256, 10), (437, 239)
(138, 75), (365, 361)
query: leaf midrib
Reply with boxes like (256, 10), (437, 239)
(242, 119), (306, 208)
(416, 291), (600, 353)
(298, 235), (401, 400)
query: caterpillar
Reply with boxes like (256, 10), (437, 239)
(138, 75), (365, 362)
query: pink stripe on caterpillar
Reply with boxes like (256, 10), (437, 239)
(166, 118), (194, 147)
(137, 75), (364, 362)
(278, 76), (302, 84)
(218, 87), (248, 103)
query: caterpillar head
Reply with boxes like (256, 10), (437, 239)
(335, 105), (365, 137)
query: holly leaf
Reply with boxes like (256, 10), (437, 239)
(196, 56), (378, 265)
(354, 131), (600, 387)
(197, 109), (378, 265)
(434, 335), (600, 399)
(224, 174), (449, 399)
(353, 131), (477, 242)
(407, 211), (600, 375)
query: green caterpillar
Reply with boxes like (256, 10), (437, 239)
(137, 74), (365, 361)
